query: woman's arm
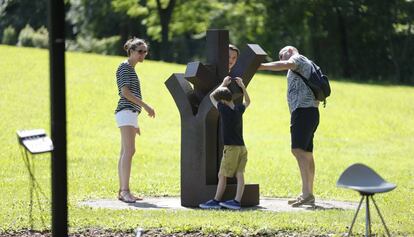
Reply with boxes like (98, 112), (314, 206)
(121, 86), (155, 117)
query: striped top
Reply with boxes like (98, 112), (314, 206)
(114, 61), (142, 114)
(286, 54), (319, 114)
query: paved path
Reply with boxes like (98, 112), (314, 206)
(79, 197), (356, 212)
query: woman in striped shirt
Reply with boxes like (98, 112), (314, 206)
(115, 37), (155, 203)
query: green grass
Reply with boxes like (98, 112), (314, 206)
(0, 45), (413, 236)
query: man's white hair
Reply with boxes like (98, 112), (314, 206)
(279, 46), (299, 58)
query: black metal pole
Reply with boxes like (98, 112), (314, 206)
(48, 0), (68, 236)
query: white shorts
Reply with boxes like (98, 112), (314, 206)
(115, 110), (138, 128)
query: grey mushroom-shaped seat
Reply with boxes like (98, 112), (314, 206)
(337, 163), (396, 237)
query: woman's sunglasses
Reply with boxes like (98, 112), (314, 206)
(135, 49), (148, 54)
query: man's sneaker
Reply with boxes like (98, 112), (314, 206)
(219, 200), (241, 210)
(291, 194), (315, 207)
(199, 199), (221, 209)
(287, 195), (303, 205)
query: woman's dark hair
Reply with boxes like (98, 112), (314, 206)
(212, 87), (232, 102)
(124, 37), (147, 56)
(229, 44), (240, 56)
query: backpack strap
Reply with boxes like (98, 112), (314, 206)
(291, 69), (307, 81)
(291, 66), (327, 108)
(291, 61), (316, 81)
(291, 68), (312, 92)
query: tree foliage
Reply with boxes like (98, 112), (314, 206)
(0, 0), (47, 39)
(1, 0), (413, 83)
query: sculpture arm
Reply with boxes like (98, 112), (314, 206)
(165, 73), (197, 116)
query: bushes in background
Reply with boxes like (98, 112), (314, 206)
(2, 26), (17, 45)
(66, 35), (121, 55)
(5, 24), (121, 55)
(17, 24), (48, 48)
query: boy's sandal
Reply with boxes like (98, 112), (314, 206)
(291, 194), (315, 207)
(118, 190), (136, 203)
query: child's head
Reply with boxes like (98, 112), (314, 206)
(229, 44), (240, 70)
(278, 46), (298, 61)
(212, 87), (233, 102)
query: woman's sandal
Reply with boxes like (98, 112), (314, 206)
(118, 190), (136, 203)
(130, 193), (143, 201)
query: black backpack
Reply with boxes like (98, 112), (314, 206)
(293, 61), (331, 107)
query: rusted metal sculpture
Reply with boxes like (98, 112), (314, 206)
(165, 29), (266, 207)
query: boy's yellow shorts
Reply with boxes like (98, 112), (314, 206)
(218, 145), (248, 177)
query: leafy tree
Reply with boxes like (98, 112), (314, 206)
(209, 0), (267, 49)
(259, 0), (414, 83)
(113, 0), (218, 61)
(111, 0), (149, 52)
(0, 0), (47, 40)
(1, 0), (413, 83)
(68, 0), (133, 38)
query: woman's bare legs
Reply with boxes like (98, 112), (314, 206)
(118, 126), (138, 202)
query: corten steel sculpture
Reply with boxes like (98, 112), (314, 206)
(165, 29), (267, 207)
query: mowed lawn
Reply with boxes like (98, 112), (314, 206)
(0, 45), (413, 236)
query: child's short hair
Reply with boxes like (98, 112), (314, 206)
(212, 87), (232, 102)
(229, 44), (240, 57)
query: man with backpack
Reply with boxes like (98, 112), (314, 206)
(259, 46), (324, 207)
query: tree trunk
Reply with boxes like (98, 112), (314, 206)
(156, 0), (176, 62)
(335, 6), (351, 78)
